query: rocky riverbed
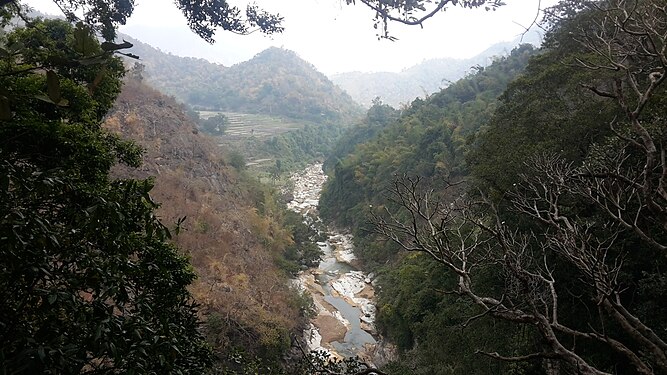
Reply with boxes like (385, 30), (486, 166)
(287, 164), (379, 362)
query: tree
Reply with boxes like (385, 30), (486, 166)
(3, 0), (283, 42)
(553, 0), (667, 252)
(0, 0), (520, 373)
(372, 1), (667, 373)
(0, 18), (211, 373)
(4, 0), (504, 45)
(199, 113), (229, 135)
(344, 0), (505, 39)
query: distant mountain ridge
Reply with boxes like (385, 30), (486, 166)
(121, 37), (363, 123)
(120, 34), (226, 97)
(331, 34), (543, 107)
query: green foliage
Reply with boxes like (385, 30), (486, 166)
(376, 254), (540, 375)
(37, 0), (281, 42)
(227, 150), (247, 171)
(3, 19), (125, 121)
(200, 113), (229, 135)
(1, 19), (211, 373)
(319, 2), (667, 373)
(241, 178), (323, 276)
(262, 122), (347, 171)
(467, 44), (617, 193)
(124, 41), (364, 124)
(281, 211), (324, 274)
(323, 98), (399, 172)
(320, 44), (536, 232)
(1, 164), (211, 373)
(316, 46), (539, 371)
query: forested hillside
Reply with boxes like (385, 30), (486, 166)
(319, 1), (667, 374)
(320, 44), (539, 372)
(0, 15), (329, 372)
(5, 0), (667, 374)
(120, 34), (227, 100)
(123, 39), (363, 123)
(321, 43), (537, 232)
(103, 80), (324, 371)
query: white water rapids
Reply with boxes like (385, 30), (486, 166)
(287, 164), (378, 362)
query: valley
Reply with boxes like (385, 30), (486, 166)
(3, 2), (667, 375)
(287, 165), (379, 362)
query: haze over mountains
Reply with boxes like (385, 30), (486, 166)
(123, 31), (542, 114)
(330, 33), (543, 107)
(123, 35), (362, 123)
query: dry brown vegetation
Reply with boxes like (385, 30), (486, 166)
(104, 80), (306, 362)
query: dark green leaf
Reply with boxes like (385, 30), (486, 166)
(8, 41), (24, 53)
(0, 95), (10, 120)
(118, 52), (140, 59)
(78, 56), (109, 66)
(46, 70), (61, 103)
(73, 22), (96, 56)
(100, 40), (133, 52)
(35, 94), (56, 104)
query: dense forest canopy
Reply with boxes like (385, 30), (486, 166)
(4, 0), (667, 374)
(121, 38), (364, 124)
(319, 0), (667, 374)
(331, 36), (541, 107)
(0, 18), (212, 373)
(321, 43), (537, 231)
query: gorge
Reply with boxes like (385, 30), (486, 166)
(286, 164), (380, 362)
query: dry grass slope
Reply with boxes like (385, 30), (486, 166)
(104, 80), (306, 364)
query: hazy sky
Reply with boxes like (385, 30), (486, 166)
(26, 0), (560, 74)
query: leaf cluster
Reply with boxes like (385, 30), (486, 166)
(1, 18), (211, 373)
(48, 0), (282, 42)
(319, 1), (667, 373)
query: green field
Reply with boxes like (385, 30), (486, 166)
(199, 111), (312, 169)
(199, 111), (309, 141)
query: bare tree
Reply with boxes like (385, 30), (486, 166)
(562, 0), (667, 248)
(371, 1), (667, 374)
(372, 166), (666, 374)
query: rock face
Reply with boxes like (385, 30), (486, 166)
(287, 164), (378, 362)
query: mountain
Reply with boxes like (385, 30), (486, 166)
(120, 34), (227, 101)
(205, 47), (363, 123)
(104, 80), (317, 369)
(121, 38), (363, 123)
(331, 33), (543, 107)
(320, 44), (538, 230)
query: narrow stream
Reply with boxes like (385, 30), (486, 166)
(287, 164), (378, 361)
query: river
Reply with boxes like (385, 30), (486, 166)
(286, 164), (378, 362)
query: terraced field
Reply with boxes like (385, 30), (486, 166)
(199, 111), (308, 141)
(199, 111), (312, 168)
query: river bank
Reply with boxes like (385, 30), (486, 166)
(286, 164), (379, 362)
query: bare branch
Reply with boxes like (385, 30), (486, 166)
(476, 350), (559, 362)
